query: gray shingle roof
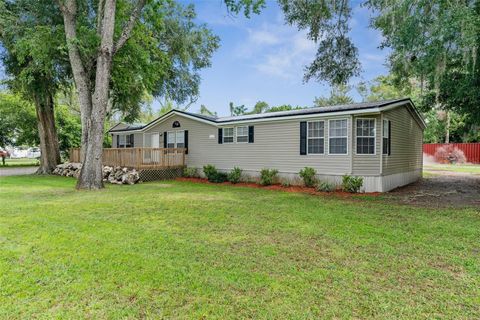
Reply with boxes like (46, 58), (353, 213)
(109, 98), (420, 132)
(213, 98), (409, 122)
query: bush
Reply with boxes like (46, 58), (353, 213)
(260, 168), (279, 186)
(316, 181), (335, 192)
(203, 164), (228, 183)
(210, 172), (228, 183)
(434, 145), (467, 164)
(228, 167), (242, 184)
(342, 175), (363, 193)
(203, 164), (217, 179)
(183, 167), (197, 178)
(299, 167), (317, 187)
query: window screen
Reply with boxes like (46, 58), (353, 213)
(236, 126), (248, 143)
(167, 132), (175, 148)
(176, 131), (185, 148)
(223, 128), (234, 143)
(356, 119), (375, 154)
(307, 121), (324, 154)
(329, 119), (347, 154)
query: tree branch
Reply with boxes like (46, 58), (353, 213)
(97, 0), (105, 36)
(112, 0), (146, 55)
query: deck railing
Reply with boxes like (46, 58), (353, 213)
(69, 147), (186, 169)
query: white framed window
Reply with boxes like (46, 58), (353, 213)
(223, 127), (234, 143)
(236, 126), (248, 143)
(328, 119), (348, 154)
(118, 134), (126, 148)
(356, 118), (376, 155)
(176, 130), (185, 148)
(167, 131), (176, 148)
(383, 119), (390, 155)
(307, 121), (325, 154)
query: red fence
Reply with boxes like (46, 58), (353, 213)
(423, 143), (480, 164)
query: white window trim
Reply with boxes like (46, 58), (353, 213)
(306, 120), (325, 155)
(382, 118), (390, 155)
(355, 118), (376, 156)
(327, 118), (349, 155)
(236, 126), (249, 143)
(222, 127), (234, 144)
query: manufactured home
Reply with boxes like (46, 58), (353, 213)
(108, 98), (425, 192)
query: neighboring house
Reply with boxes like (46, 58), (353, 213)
(108, 98), (425, 192)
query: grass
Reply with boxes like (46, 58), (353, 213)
(424, 163), (480, 174)
(0, 175), (479, 319)
(1, 158), (39, 168)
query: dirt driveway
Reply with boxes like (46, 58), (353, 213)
(388, 170), (480, 208)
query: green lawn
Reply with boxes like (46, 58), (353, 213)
(0, 176), (479, 319)
(1, 158), (39, 168)
(424, 163), (480, 174)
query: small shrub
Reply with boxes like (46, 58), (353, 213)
(203, 164), (217, 179)
(228, 167), (242, 184)
(316, 181), (335, 192)
(434, 145), (467, 164)
(260, 168), (279, 186)
(183, 167), (197, 178)
(342, 175), (363, 193)
(210, 172), (228, 183)
(299, 167), (317, 187)
(203, 164), (228, 183)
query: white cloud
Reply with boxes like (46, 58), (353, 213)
(248, 29), (280, 46)
(235, 22), (316, 81)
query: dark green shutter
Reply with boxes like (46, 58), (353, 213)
(248, 126), (254, 143)
(218, 128), (223, 144)
(163, 132), (167, 148)
(184, 130), (188, 154)
(300, 122), (307, 155)
(116, 135), (119, 148)
(388, 120), (392, 155)
(130, 134), (134, 148)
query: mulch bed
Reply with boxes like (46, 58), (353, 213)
(176, 177), (382, 198)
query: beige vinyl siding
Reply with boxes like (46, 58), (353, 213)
(352, 115), (381, 176)
(145, 114), (351, 175)
(382, 106), (423, 175)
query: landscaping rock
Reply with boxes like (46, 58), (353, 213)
(53, 162), (140, 185)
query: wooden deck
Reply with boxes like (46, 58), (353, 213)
(69, 148), (186, 169)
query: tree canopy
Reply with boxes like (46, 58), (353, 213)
(313, 84), (354, 107)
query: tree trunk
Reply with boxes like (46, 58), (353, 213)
(59, 0), (145, 189)
(34, 92), (61, 174)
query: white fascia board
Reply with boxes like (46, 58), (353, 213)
(142, 111), (216, 131)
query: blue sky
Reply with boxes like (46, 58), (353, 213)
(175, 0), (390, 116)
